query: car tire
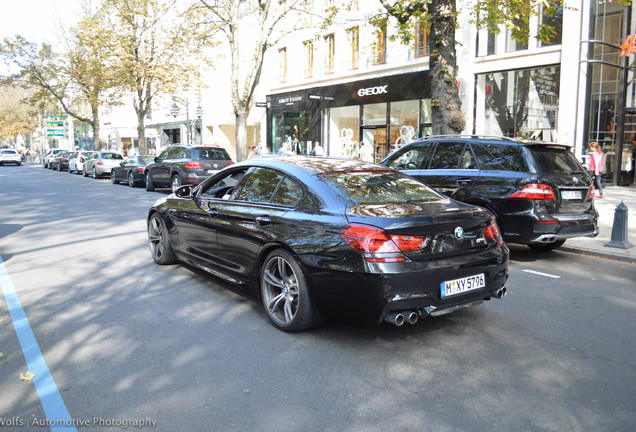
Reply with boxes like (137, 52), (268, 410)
(171, 174), (182, 193)
(147, 213), (176, 265)
(260, 249), (323, 332)
(146, 172), (155, 191)
(528, 240), (566, 252)
(92, 167), (98, 179)
(111, 172), (119, 184)
(128, 172), (137, 187)
(83, 168), (88, 177)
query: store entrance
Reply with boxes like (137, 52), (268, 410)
(361, 125), (388, 163)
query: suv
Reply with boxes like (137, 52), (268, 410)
(0, 149), (22, 166)
(382, 135), (599, 251)
(145, 145), (234, 192)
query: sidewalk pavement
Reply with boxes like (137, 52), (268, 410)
(560, 185), (636, 263)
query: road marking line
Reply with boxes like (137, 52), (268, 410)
(522, 269), (561, 279)
(0, 254), (77, 432)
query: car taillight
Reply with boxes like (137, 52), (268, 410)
(96, 161), (104, 166)
(61, 158), (68, 162)
(138, 167), (145, 173)
(483, 222), (504, 246)
(184, 162), (203, 168)
(79, 157), (84, 163)
(339, 224), (427, 262)
(586, 186), (595, 200)
(508, 183), (555, 200)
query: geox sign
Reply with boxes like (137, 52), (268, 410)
(358, 85), (388, 97)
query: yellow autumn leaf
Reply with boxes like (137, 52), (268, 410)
(20, 371), (36, 381)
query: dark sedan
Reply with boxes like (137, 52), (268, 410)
(50, 151), (72, 171)
(147, 157), (509, 331)
(111, 155), (155, 187)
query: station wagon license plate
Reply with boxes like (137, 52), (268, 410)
(561, 190), (581, 200)
(206, 169), (219, 174)
(441, 273), (485, 298)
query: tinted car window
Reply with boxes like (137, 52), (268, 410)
(386, 143), (434, 170)
(528, 146), (585, 173)
(428, 142), (466, 169)
(194, 148), (231, 160)
(158, 148), (171, 159)
(271, 176), (304, 207)
(102, 153), (123, 160)
(178, 148), (189, 159)
(321, 171), (444, 205)
(235, 168), (284, 203)
(165, 147), (181, 159)
(471, 143), (532, 172)
(200, 169), (247, 198)
(140, 156), (155, 164)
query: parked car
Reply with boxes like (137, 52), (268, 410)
(83, 151), (124, 178)
(50, 151), (72, 171)
(111, 155), (155, 187)
(68, 151), (94, 175)
(382, 135), (599, 251)
(0, 149), (22, 166)
(43, 149), (64, 169)
(145, 145), (234, 192)
(147, 156), (509, 331)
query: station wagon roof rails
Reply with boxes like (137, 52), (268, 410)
(420, 134), (515, 142)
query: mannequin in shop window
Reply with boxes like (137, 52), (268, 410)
(292, 125), (302, 154)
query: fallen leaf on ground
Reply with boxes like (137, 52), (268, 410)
(20, 371), (36, 381)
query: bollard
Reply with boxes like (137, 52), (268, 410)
(605, 201), (633, 249)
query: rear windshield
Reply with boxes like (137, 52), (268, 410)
(102, 153), (123, 160)
(528, 146), (585, 174)
(1, 150), (17, 154)
(320, 171), (445, 205)
(194, 148), (231, 160)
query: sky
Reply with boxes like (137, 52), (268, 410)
(1, 0), (83, 45)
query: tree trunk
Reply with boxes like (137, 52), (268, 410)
(235, 110), (247, 162)
(92, 106), (100, 151)
(137, 112), (147, 156)
(429, 0), (465, 134)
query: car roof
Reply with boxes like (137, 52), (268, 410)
(238, 156), (392, 177)
(416, 135), (572, 148)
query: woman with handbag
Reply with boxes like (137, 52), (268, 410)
(590, 142), (604, 198)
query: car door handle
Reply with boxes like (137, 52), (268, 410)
(456, 178), (472, 185)
(256, 216), (271, 226)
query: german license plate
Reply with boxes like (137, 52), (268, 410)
(206, 169), (218, 174)
(561, 190), (581, 200)
(441, 273), (485, 298)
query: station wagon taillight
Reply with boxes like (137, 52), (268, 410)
(586, 186), (595, 200)
(184, 162), (203, 168)
(508, 183), (556, 200)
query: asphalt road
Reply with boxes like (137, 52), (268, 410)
(1, 163), (635, 432)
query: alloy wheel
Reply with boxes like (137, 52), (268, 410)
(262, 256), (300, 326)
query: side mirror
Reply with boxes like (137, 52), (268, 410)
(120, 162), (125, 166)
(154, 156), (158, 163)
(174, 185), (193, 198)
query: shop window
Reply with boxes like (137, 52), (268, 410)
(363, 103), (387, 126)
(327, 105), (360, 159)
(347, 27), (359, 69)
(304, 41), (314, 78)
(506, 17), (528, 52)
(476, 66), (560, 138)
(415, 20), (429, 57)
(390, 100), (419, 152)
(279, 47), (287, 83)
(325, 34), (335, 74)
(539, 2), (563, 47)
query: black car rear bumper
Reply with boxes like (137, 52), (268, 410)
(303, 245), (509, 324)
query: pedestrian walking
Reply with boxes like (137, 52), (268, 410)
(590, 142), (604, 198)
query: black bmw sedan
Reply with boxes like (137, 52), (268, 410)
(147, 157), (509, 331)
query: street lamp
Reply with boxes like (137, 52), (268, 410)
(170, 96), (191, 146)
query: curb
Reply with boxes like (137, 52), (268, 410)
(560, 246), (636, 264)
